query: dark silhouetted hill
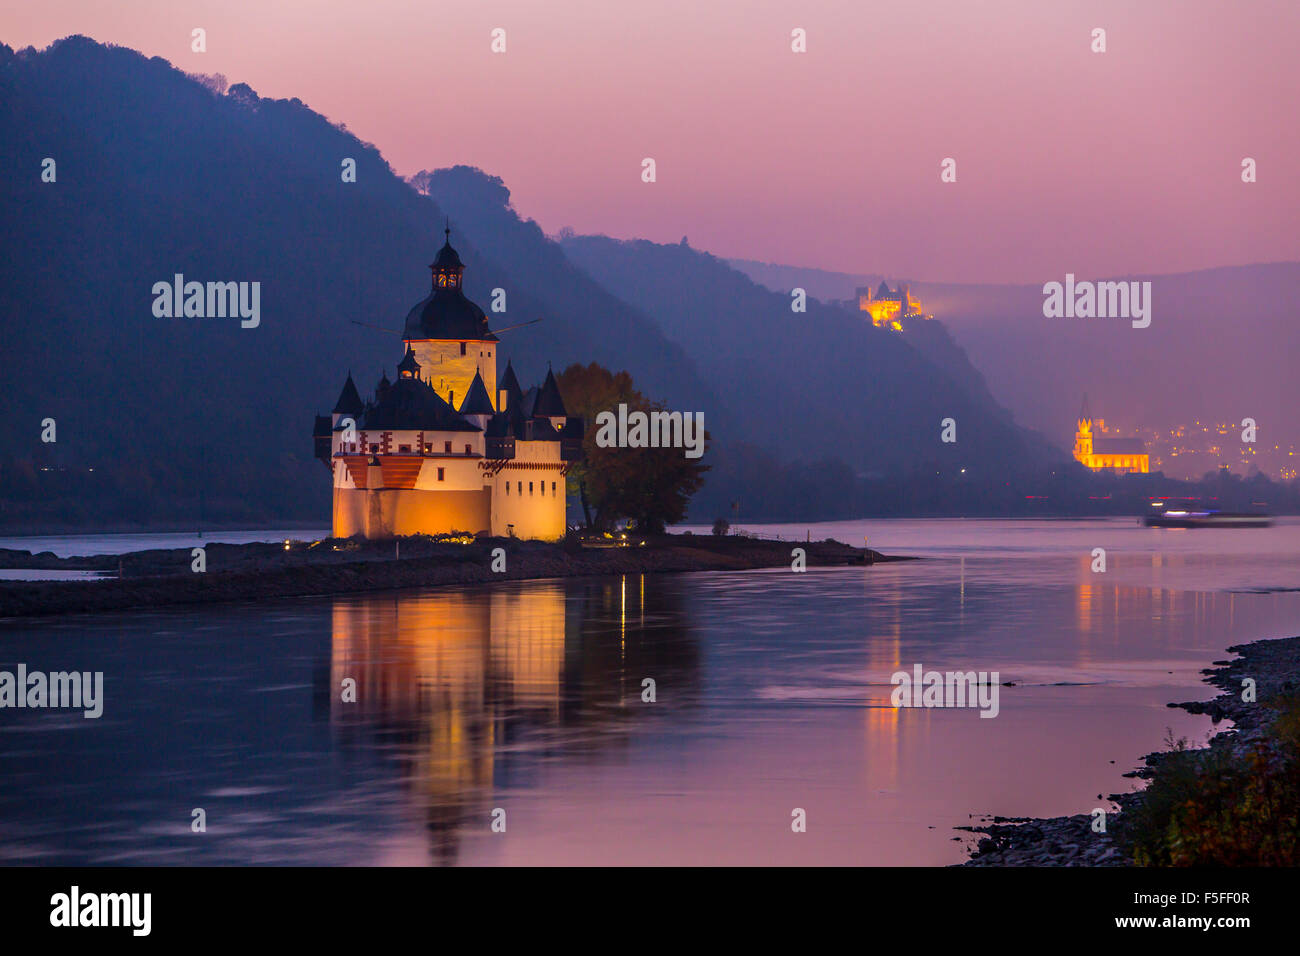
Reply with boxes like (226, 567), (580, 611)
(560, 235), (1058, 477)
(0, 37), (720, 530)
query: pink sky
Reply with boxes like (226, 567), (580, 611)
(4, 0), (1297, 282)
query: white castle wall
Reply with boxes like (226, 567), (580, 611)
(488, 440), (567, 541)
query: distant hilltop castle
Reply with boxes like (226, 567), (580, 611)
(1073, 395), (1149, 474)
(313, 229), (582, 541)
(855, 281), (932, 330)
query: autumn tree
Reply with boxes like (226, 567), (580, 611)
(556, 363), (709, 533)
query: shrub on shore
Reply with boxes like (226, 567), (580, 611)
(1118, 694), (1300, 866)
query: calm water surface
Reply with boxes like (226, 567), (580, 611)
(2, 518), (1298, 865)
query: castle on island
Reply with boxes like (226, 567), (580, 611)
(1072, 395), (1149, 474)
(313, 230), (582, 540)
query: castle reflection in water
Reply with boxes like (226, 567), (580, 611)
(325, 577), (700, 864)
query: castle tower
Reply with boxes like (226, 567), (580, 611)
(401, 225), (499, 410)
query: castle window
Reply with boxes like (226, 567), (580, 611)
(437, 467), (445, 481)
(423, 443), (432, 454)
(460, 342), (467, 356)
(464, 444), (472, 455)
(517, 482), (522, 494)
(398, 444), (411, 453)
(529, 482), (534, 494)
(506, 482), (510, 494)
(552, 482), (556, 493)
(444, 441), (452, 453)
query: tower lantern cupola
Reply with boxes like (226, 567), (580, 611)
(430, 223), (465, 291)
(397, 345), (421, 380)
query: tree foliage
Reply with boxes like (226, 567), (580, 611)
(557, 363), (708, 533)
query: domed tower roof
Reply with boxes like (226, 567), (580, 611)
(402, 224), (498, 342)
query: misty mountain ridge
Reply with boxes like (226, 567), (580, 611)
(732, 257), (1300, 460)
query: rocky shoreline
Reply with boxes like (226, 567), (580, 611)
(0, 532), (905, 619)
(959, 633), (1300, 866)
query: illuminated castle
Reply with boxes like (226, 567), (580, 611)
(856, 281), (931, 330)
(1073, 395), (1149, 474)
(313, 229), (582, 540)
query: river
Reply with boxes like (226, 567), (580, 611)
(1, 517), (1297, 864)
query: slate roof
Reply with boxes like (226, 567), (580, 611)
(403, 290), (497, 342)
(497, 360), (523, 408)
(360, 376), (480, 432)
(533, 368), (568, 418)
(397, 346), (421, 376)
(401, 235), (498, 342)
(484, 412), (513, 438)
(527, 417), (561, 441)
(332, 373), (364, 415)
(458, 370), (496, 416)
(433, 237), (463, 269)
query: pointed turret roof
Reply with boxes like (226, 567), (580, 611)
(876, 281), (891, 297)
(459, 370), (496, 415)
(397, 345), (421, 378)
(332, 372), (364, 415)
(533, 367), (568, 418)
(498, 360), (523, 407)
(1079, 393), (1092, 424)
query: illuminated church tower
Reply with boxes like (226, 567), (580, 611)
(1073, 394), (1149, 474)
(1074, 397), (1094, 460)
